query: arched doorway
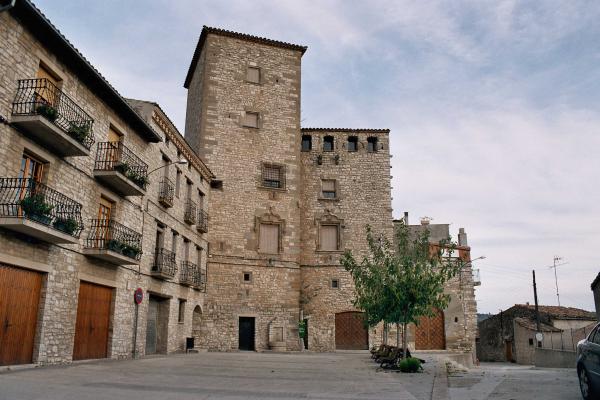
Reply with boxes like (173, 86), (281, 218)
(192, 305), (202, 347)
(415, 307), (446, 350)
(335, 311), (368, 350)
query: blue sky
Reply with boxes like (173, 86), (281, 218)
(36, 0), (600, 313)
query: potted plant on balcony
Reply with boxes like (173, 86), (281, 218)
(67, 122), (90, 144)
(52, 217), (79, 235)
(36, 103), (58, 122)
(106, 238), (126, 254)
(114, 162), (130, 175)
(126, 170), (147, 189)
(122, 244), (141, 259)
(19, 194), (53, 225)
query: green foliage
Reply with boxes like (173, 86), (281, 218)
(52, 217), (79, 235)
(67, 123), (90, 144)
(399, 357), (422, 373)
(19, 194), (53, 217)
(114, 162), (130, 175)
(36, 104), (58, 122)
(107, 239), (140, 259)
(340, 220), (463, 357)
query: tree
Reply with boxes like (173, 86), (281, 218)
(340, 220), (464, 358)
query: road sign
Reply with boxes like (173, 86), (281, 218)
(134, 288), (144, 305)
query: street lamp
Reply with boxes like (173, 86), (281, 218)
(147, 159), (188, 175)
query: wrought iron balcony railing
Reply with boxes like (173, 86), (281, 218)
(0, 178), (83, 237)
(158, 177), (174, 207)
(12, 78), (95, 149)
(94, 142), (149, 190)
(180, 261), (199, 286)
(152, 248), (177, 279)
(85, 219), (142, 260)
(184, 199), (196, 224)
(197, 209), (208, 233)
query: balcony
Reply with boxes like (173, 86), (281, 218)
(197, 209), (208, 233)
(83, 219), (142, 265)
(152, 248), (177, 279)
(473, 268), (481, 286)
(179, 261), (199, 287)
(11, 79), (94, 157)
(94, 142), (148, 196)
(184, 199), (196, 225)
(158, 177), (174, 208)
(0, 178), (83, 244)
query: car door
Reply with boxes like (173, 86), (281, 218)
(586, 326), (600, 387)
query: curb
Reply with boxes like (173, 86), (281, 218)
(431, 360), (449, 400)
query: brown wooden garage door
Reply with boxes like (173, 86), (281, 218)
(0, 264), (43, 366)
(73, 281), (112, 360)
(335, 311), (368, 350)
(415, 308), (446, 350)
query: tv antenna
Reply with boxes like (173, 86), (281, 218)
(546, 256), (568, 306)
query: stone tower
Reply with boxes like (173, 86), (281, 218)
(184, 27), (307, 351)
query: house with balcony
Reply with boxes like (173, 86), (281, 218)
(0, 0), (213, 367)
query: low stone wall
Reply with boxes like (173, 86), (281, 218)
(534, 348), (576, 368)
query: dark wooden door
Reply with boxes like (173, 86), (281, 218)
(415, 308), (446, 350)
(0, 264), (43, 366)
(73, 282), (112, 360)
(145, 297), (158, 355)
(335, 312), (368, 350)
(239, 317), (255, 351)
(505, 340), (513, 362)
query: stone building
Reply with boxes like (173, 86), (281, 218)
(183, 27), (394, 352)
(0, 1), (212, 366)
(591, 272), (600, 321)
(477, 304), (596, 364)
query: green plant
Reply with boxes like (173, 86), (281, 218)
(126, 170), (147, 188)
(19, 194), (53, 218)
(36, 104), (58, 122)
(114, 162), (130, 175)
(122, 244), (141, 259)
(107, 239), (126, 253)
(52, 217), (79, 235)
(399, 357), (422, 373)
(67, 123), (90, 144)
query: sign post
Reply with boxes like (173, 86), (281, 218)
(132, 288), (144, 358)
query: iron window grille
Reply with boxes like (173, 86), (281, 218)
(85, 219), (142, 260)
(184, 199), (197, 224)
(197, 209), (208, 233)
(158, 177), (175, 207)
(11, 78), (95, 149)
(152, 248), (177, 278)
(0, 177), (84, 237)
(261, 164), (285, 189)
(94, 142), (149, 189)
(180, 261), (200, 287)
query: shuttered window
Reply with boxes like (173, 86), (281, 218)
(243, 112), (259, 128)
(247, 67), (260, 83)
(259, 223), (280, 254)
(322, 179), (336, 198)
(320, 225), (339, 251)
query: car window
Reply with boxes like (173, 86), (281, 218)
(591, 327), (600, 345)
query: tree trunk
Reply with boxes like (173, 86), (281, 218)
(396, 323), (400, 346)
(402, 322), (408, 359)
(383, 322), (388, 345)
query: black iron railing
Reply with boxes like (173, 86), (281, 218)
(197, 209), (208, 233)
(12, 78), (95, 149)
(184, 199), (196, 224)
(94, 142), (148, 190)
(158, 177), (174, 207)
(180, 261), (199, 286)
(0, 178), (83, 237)
(85, 219), (142, 260)
(153, 248), (177, 278)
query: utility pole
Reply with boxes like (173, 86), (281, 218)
(550, 256), (562, 306)
(533, 270), (540, 332)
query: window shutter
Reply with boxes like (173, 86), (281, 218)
(247, 67), (260, 83)
(244, 112), (258, 128)
(322, 180), (335, 192)
(320, 225), (338, 251)
(260, 224), (279, 253)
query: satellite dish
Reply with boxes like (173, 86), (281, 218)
(535, 332), (544, 342)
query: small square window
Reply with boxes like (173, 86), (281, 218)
(321, 179), (336, 199)
(178, 299), (186, 323)
(323, 136), (334, 152)
(243, 112), (259, 128)
(528, 338), (534, 346)
(247, 66), (260, 84)
(331, 279), (339, 289)
(347, 136), (358, 152)
(243, 272), (252, 282)
(301, 135), (312, 152)
(262, 163), (285, 189)
(367, 137), (378, 152)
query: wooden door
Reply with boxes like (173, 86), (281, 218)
(145, 297), (158, 355)
(505, 340), (513, 362)
(73, 282), (112, 360)
(239, 317), (255, 351)
(0, 264), (43, 366)
(415, 308), (446, 350)
(335, 312), (369, 350)
(36, 64), (60, 106)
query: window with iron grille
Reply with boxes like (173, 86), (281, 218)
(261, 163), (285, 189)
(321, 179), (336, 199)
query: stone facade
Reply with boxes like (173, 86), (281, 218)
(0, 3), (211, 365)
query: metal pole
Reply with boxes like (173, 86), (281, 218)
(533, 270), (541, 333)
(552, 256), (561, 306)
(132, 302), (139, 359)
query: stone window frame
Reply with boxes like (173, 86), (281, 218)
(330, 278), (340, 289)
(301, 135), (312, 152)
(323, 135), (335, 152)
(178, 298), (186, 324)
(242, 271), (253, 283)
(315, 211), (344, 253)
(347, 136), (358, 152)
(36, 52), (67, 87)
(241, 109), (261, 129)
(367, 136), (379, 153)
(254, 208), (286, 255)
(259, 162), (286, 191)
(245, 62), (263, 85)
(319, 178), (339, 201)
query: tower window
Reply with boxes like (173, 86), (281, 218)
(331, 279), (340, 289)
(301, 135), (312, 152)
(323, 136), (334, 152)
(367, 137), (378, 152)
(243, 272), (253, 282)
(243, 112), (259, 128)
(246, 66), (261, 84)
(261, 163), (285, 189)
(319, 224), (340, 251)
(321, 179), (336, 199)
(347, 136), (358, 152)
(259, 223), (280, 254)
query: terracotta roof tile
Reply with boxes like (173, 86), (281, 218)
(516, 304), (596, 320)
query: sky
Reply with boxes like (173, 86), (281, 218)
(35, 0), (600, 314)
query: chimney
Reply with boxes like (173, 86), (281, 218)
(420, 217), (431, 226)
(458, 228), (468, 246)
(404, 211), (409, 225)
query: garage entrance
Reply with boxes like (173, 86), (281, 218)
(335, 311), (368, 350)
(0, 264), (43, 366)
(73, 281), (112, 360)
(238, 317), (255, 351)
(415, 307), (446, 350)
